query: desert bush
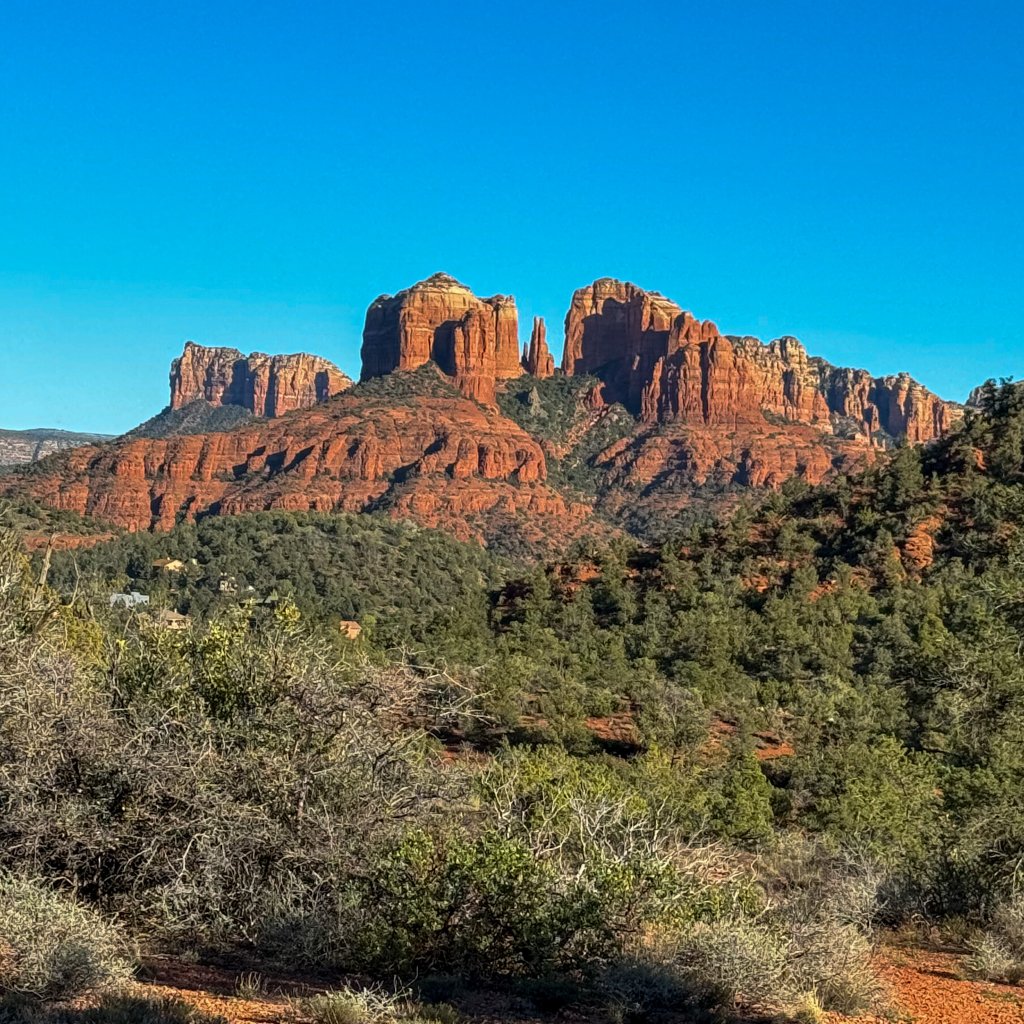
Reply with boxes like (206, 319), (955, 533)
(351, 826), (666, 975)
(672, 917), (790, 1009)
(341, 746), (761, 978)
(759, 835), (889, 933)
(635, 839), (889, 1016)
(299, 986), (457, 1024)
(301, 991), (384, 1024)
(232, 973), (265, 1000)
(594, 953), (698, 1017)
(0, 992), (229, 1024)
(781, 919), (882, 1014)
(964, 890), (1024, 983)
(0, 876), (134, 1001)
(668, 913), (881, 1016)
(0, 555), (470, 956)
(77, 994), (228, 1024)
(963, 932), (1021, 984)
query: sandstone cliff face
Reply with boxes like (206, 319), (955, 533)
(170, 342), (351, 418)
(562, 278), (960, 444)
(522, 317), (555, 378)
(361, 274), (522, 404)
(5, 275), (964, 550)
(8, 375), (589, 545)
(562, 278), (683, 414)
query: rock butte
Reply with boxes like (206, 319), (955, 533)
(361, 273), (521, 405)
(12, 378), (588, 543)
(170, 342), (351, 418)
(3, 272), (963, 545)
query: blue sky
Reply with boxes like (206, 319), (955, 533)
(1, 0), (1021, 433)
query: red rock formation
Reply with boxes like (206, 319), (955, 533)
(361, 273), (521, 404)
(4, 275), (966, 551)
(522, 317), (555, 378)
(7, 373), (590, 545)
(824, 369), (960, 442)
(170, 342), (351, 417)
(562, 278), (683, 411)
(563, 278), (960, 444)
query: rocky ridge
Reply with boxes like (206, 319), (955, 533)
(0, 428), (114, 467)
(562, 278), (959, 442)
(170, 342), (351, 418)
(11, 367), (589, 546)
(3, 272), (963, 547)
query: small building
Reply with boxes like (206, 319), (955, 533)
(218, 574), (238, 594)
(153, 558), (186, 573)
(110, 591), (150, 609)
(339, 619), (362, 640)
(155, 609), (191, 631)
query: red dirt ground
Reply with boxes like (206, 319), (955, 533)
(131, 945), (1024, 1024)
(827, 946), (1024, 1023)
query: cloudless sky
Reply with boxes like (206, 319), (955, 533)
(1, 0), (1022, 433)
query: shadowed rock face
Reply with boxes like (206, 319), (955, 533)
(562, 278), (960, 442)
(360, 273), (521, 404)
(170, 342), (351, 418)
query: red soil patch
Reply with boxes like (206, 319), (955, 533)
(584, 710), (639, 745)
(828, 946), (1024, 1024)
(97, 943), (1024, 1024)
(707, 720), (795, 762)
(902, 515), (943, 572)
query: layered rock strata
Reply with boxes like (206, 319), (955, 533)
(170, 342), (351, 418)
(361, 273), (522, 404)
(562, 278), (959, 442)
(8, 379), (588, 544)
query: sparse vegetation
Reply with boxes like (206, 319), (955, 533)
(125, 402), (257, 440)
(0, 876), (134, 1001)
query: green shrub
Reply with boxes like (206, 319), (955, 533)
(673, 917), (790, 1009)
(0, 992), (228, 1024)
(0, 877), (134, 1001)
(670, 914), (882, 1016)
(354, 828), (607, 974)
(964, 933), (1022, 985)
(299, 987), (455, 1024)
(78, 994), (228, 1024)
(964, 891), (1024, 983)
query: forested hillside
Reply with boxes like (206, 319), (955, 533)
(3, 381), (1024, 1023)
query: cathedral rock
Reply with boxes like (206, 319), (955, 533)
(360, 273), (522, 404)
(170, 342), (351, 418)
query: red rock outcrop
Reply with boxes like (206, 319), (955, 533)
(7, 372), (590, 545)
(562, 278), (960, 443)
(4, 274), (966, 551)
(522, 317), (555, 378)
(170, 342), (351, 417)
(562, 279), (683, 413)
(361, 274), (522, 404)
